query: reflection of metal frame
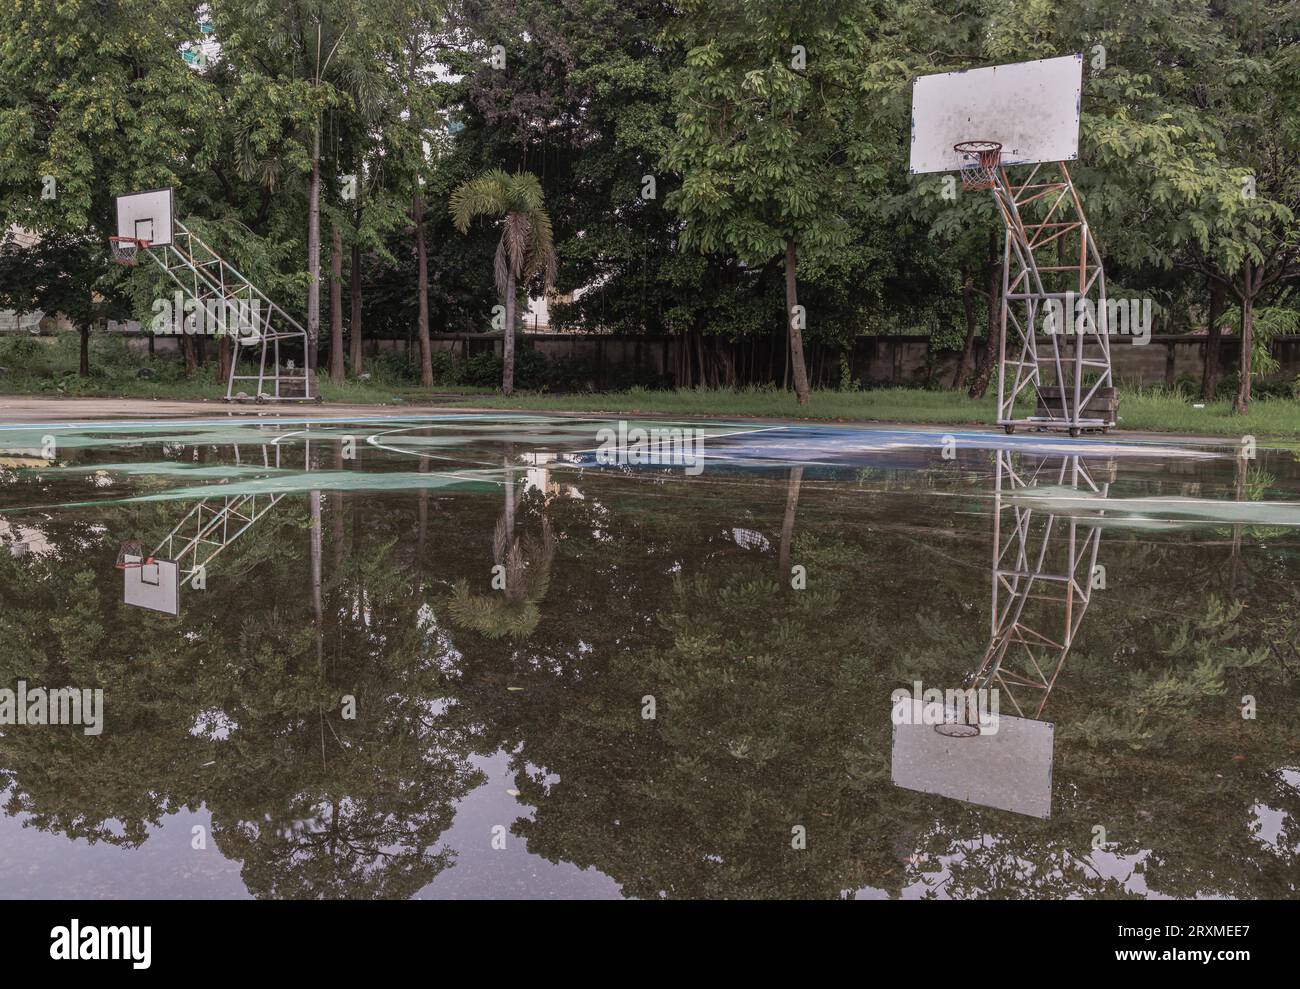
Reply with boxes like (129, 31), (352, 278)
(151, 491), (286, 591)
(986, 163), (1115, 435)
(123, 440), (303, 614)
(151, 443), (289, 591)
(969, 451), (1108, 717)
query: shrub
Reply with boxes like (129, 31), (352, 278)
(1216, 371), (1296, 401)
(0, 334), (46, 368)
(429, 349), (465, 385)
(363, 350), (419, 384)
(462, 351), (504, 386)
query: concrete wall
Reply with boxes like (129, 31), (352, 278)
(13, 327), (1300, 390)
(845, 334), (1256, 387)
(361, 331), (1298, 388)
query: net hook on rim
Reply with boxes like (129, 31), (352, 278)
(953, 140), (1003, 191)
(108, 236), (150, 267)
(115, 540), (154, 569)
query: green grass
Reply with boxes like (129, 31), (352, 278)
(3, 334), (1297, 438)
(0, 335), (493, 404)
(0, 366), (490, 405)
(449, 385), (1003, 423)
(1114, 386), (1300, 437)
(448, 384), (1300, 438)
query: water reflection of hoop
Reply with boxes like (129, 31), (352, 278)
(934, 722), (980, 738)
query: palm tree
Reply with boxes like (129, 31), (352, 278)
(450, 170), (558, 395)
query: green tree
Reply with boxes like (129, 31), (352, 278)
(988, 0), (1300, 413)
(0, 0), (218, 373)
(664, 0), (889, 404)
(215, 0), (392, 377)
(0, 233), (114, 375)
(450, 169), (557, 394)
(381, 0), (454, 386)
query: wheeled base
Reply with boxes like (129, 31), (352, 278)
(223, 395), (324, 404)
(1001, 417), (1112, 438)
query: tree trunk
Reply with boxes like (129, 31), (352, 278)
(1234, 266), (1253, 415)
(784, 240), (810, 404)
(182, 333), (197, 377)
(502, 270), (517, 395)
(413, 193), (433, 387)
(307, 128), (321, 375)
(1201, 280), (1226, 401)
(969, 232), (1001, 399)
(952, 267), (977, 389)
(329, 224), (344, 385)
(349, 240), (363, 376)
(218, 337), (232, 388)
(79, 325), (90, 376)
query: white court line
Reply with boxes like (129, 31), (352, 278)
(0, 411), (563, 431)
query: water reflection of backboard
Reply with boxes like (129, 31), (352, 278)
(120, 440), (292, 617)
(892, 701), (1054, 820)
(891, 452), (1108, 819)
(122, 555), (180, 616)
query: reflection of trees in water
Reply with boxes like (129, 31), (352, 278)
(1, 453), (1298, 898)
(446, 472), (1300, 899)
(0, 490), (482, 898)
(447, 476), (556, 640)
(0, 510), (212, 846)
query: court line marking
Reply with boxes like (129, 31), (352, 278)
(0, 414), (1237, 454)
(0, 412), (563, 432)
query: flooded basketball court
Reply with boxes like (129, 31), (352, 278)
(0, 413), (1297, 898)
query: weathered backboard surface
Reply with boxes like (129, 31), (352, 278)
(909, 54), (1082, 174)
(123, 555), (180, 616)
(891, 701), (1054, 818)
(115, 188), (173, 247)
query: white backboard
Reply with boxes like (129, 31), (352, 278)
(891, 701), (1054, 818)
(909, 54), (1083, 174)
(115, 188), (173, 247)
(123, 555), (180, 616)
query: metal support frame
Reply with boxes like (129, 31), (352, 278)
(142, 220), (314, 403)
(969, 451), (1109, 718)
(986, 162), (1114, 435)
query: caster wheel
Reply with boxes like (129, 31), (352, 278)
(1004, 425), (1015, 435)
(1068, 427), (1081, 438)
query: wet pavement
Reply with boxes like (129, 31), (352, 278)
(0, 414), (1297, 898)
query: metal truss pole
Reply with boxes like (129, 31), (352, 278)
(988, 163), (1114, 435)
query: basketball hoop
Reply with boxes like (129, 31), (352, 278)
(115, 540), (153, 569)
(109, 236), (149, 267)
(953, 140), (1003, 191)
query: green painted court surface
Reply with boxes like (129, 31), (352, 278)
(1, 414), (1298, 898)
